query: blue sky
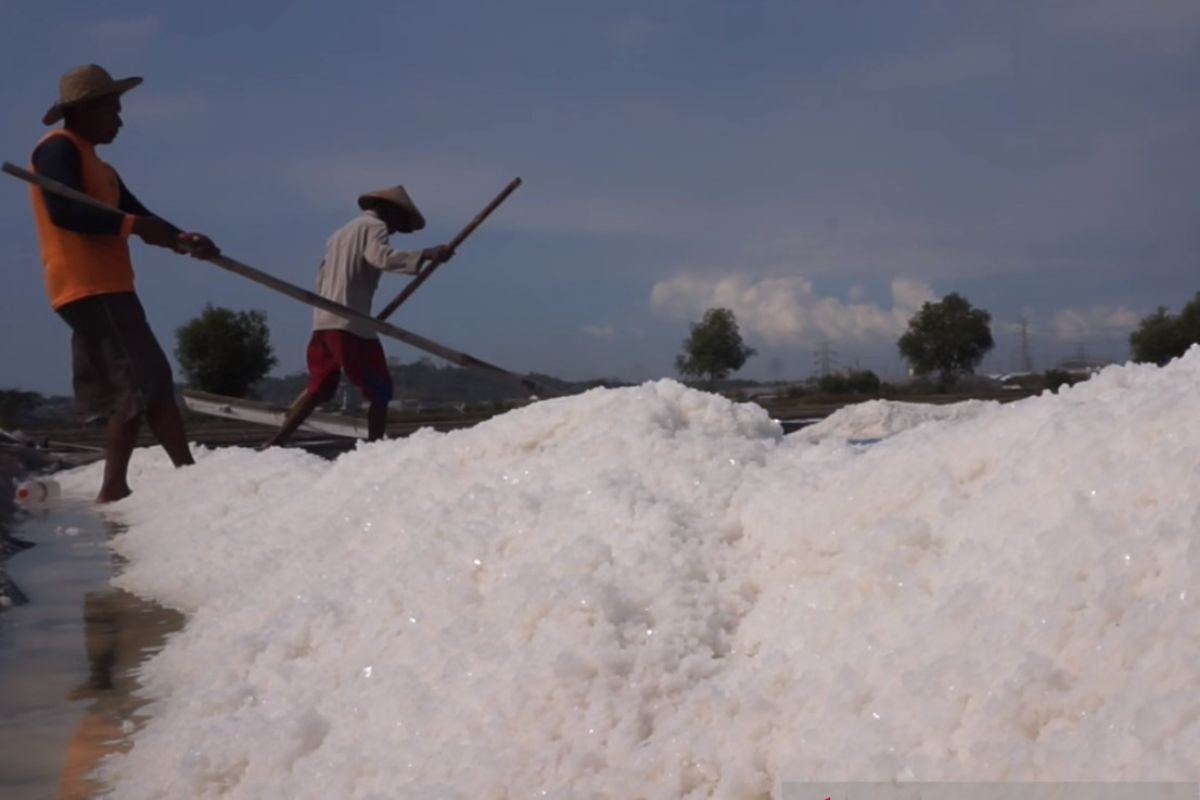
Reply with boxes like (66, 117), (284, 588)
(2, 0), (1198, 394)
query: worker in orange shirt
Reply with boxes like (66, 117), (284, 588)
(28, 64), (219, 502)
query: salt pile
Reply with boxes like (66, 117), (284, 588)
(57, 353), (1200, 798)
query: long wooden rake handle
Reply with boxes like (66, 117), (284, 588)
(2, 162), (549, 396)
(377, 177), (522, 320)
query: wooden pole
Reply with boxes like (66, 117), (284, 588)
(377, 177), (522, 320)
(2, 162), (547, 395)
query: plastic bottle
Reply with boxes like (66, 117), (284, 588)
(14, 478), (62, 507)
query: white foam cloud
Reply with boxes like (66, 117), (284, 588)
(1052, 306), (1141, 342)
(650, 274), (935, 346)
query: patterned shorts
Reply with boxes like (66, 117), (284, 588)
(56, 292), (174, 423)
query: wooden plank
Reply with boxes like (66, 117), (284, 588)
(182, 390), (368, 439)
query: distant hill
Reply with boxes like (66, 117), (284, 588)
(251, 358), (632, 409)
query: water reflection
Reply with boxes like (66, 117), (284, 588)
(0, 511), (183, 800)
(0, 530), (34, 610)
(59, 576), (184, 799)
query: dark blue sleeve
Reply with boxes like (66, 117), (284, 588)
(117, 177), (154, 218)
(31, 136), (129, 236)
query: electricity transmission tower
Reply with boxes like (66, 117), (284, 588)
(813, 339), (836, 378)
(1018, 316), (1033, 373)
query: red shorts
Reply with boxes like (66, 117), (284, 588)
(306, 330), (393, 404)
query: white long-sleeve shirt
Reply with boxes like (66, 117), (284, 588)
(311, 210), (423, 338)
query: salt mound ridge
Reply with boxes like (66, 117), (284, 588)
(794, 397), (995, 442)
(58, 357), (1200, 798)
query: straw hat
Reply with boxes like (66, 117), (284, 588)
(43, 64), (143, 126)
(357, 185), (426, 231)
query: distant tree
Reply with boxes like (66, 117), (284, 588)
(1177, 292), (1200, 346)
(847, 369), (881, 393)
(0, 389), (42, 428)
(897, 293), (994, 390)
(175, 305), (277, 397)
(1130, 293), (1200, 366)
(817, 373), (849, 394)
(1129, 307), (1181, 366)
(675, 308), (756, 385)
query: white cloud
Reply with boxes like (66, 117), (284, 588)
(890, 278), (938, 316)
(88, 15), (161, 48)
(1052, 305), (1140, 341)
(650, 274), (935, 346)
(997, 312), (1040, 338)
(580, 324), (616, 340)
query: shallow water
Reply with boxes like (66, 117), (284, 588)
(0, 502), (182, 799)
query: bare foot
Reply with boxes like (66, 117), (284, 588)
(96, 485), (132, 504)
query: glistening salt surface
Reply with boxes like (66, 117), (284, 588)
(56, 356), (1200, 798)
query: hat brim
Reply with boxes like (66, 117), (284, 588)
(358, 194), (426, 231)
(42, 76), (143, 126)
